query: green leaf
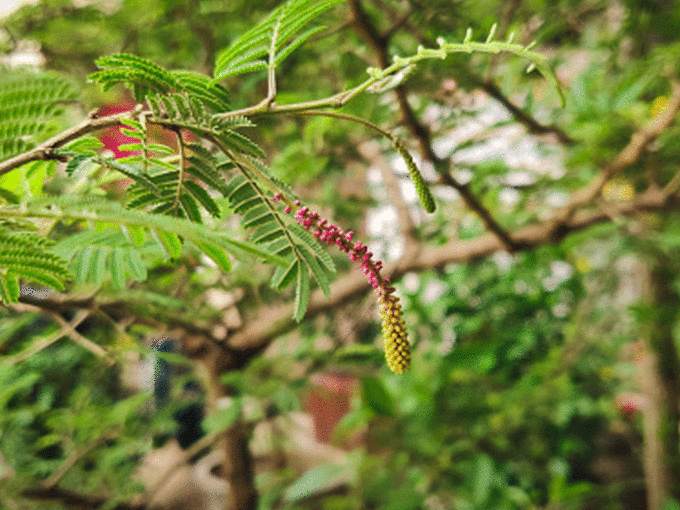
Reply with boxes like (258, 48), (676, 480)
(213, 0), (342, 81)
(213, 130), (265, 159)
(0, 69), (78, 162)
(124, 249), (147, 281)
(184, 180), (221, 217)
(171, 70), (231, 112)
(251, 222), (285, 244)
(194, 240), (231, 272)
(272, 260), (298, 290)
(64, 136), (104, 152)
(119, 127), (143, 139)
(75, 246), (94, 283)
(119, 118), (144, 131)
(89, 53), (178, 100)
(241, 205), (274, 229)
(294, 259), (310, 322)
(361, 377), (394, 416)
(297, 244), (331, 297)
(185, 156), (229, 195)
(147, 143), (175, 154)
(289, 224), (335, 273)
(284, 463), (346, 502)
(65, 154), (93, 177)
(153, 229), (183, 259)
(110, 248), (127, 290)
(0, 273), (20, 303)
(274, 25), (325, 65)
(120, 224), (146, 247)
(472, 454), (494, 506)
(179, 192), (202, 222)
(117, 142), (145, 152)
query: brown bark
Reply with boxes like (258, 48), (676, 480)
(635, 340), (667, 510)
(648, 261), (680, 504)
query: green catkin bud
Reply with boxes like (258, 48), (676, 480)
(379, 294), (411, 374)
(393, 139), (436, 214)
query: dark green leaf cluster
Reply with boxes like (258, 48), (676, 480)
(0, 230), (71, 303)
(213, 0), (343, 80)
(0, 69), (77, 162)
(90, 50), (337, 321)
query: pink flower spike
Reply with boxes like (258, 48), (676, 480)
(284, 206), (292, 214)
(294, 200), (301, 206)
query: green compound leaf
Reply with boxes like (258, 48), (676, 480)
(214, 0), (342, 81)
(0, 231), (71, 303)
(0, 69), (78, 163)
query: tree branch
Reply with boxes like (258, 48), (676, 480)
(348, 0), (519, 251)
(5, 308), (91, 365)
(11, 303), (110, 360)
(479, 80), (575, 145)
(227, 185), (680, 351)
(22, 485), (144, 510)
(0, 113), (126, 177)
(551, 79), (680, 232)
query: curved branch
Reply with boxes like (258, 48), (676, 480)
(227, 186), (680, 351)
(551, 79), (680, 232)
(0, 113), (127, 177)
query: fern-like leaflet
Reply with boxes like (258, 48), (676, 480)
(0, 230), (71, 303)
(213, 0), (343, 81)
(0, 195), (289, 303)
(0, 69), (78, 162)
(222, 158), (335, 321)
(89, 54), (231, 111)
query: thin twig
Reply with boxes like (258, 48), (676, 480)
(9, 303), (109, 360)
(41, 435), (114, 489)
(480, 80), (574, 145)
(0, 113), (126, 177)
(6, 308), (91, 365)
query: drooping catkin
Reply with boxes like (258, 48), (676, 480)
(393, 139), (436, 213)
(379, 293), (411, 374)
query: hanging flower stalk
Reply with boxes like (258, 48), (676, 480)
(273, 194), (411, 374)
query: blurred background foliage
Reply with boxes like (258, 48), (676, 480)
(3, 0), (680, 509)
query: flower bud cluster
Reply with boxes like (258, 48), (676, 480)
(273, 193), (411, 373)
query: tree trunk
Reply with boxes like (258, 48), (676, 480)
(222, 424), (258, 510)
(636, 256), (680, 509)
(648, 261), (680, 505)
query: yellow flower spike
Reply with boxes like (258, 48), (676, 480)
(379, 295), (411, 374)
